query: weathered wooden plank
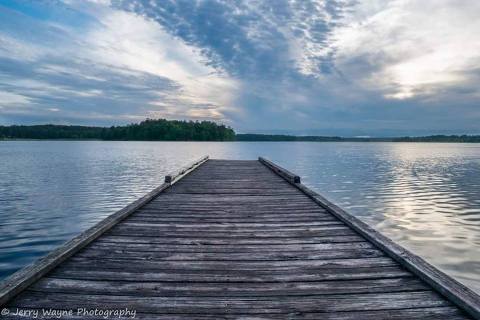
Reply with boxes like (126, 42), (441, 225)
(166, 189), (301, 195)
(168, 185), (296, 189)
(174, 178), (288, 183)
(145, 202), (319, 208)
(75, 247), (384, 261)
(132, 213), (327, 219)
(142, 205), (326, 212)
(62, 256), (396, 272)
(133, 206), (327, 212)
(168, 181), (293, 186)
(185, 173), (283, 179)
(9, 291), (451, 314)
(109, 225), (353, 237)
(169, 188), (296, 193)
(127, 216), (336, 223)
(150, 194), (312, 201)
(135, 208), (329, 214)
(29, 277), (426, 296)
(97, 234), (367, 245)
(106, 228), (357, 238)
(122, 220), (340, 228)
(1, 307), (469, 320)
(133, 210), (331, 218)
(128, 216), (333, 222)
(119, 221), (344, 229)
(136, 207), (328, 213)
(116, 221), (345, 229)
(170, 181), (292, 186)
(122, 216), (336, 224)
(137, 209), (332, 218)
(86, 241), (375, 252)
(49, 266), (411, 282)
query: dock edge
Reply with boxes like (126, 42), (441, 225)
(259, 156), (480, 320)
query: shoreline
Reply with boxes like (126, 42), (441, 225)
(1, 139), (480, 143)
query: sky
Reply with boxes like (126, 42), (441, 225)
(0, 0), (479, 136)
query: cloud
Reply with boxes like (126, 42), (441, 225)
(332, 0), (480, 100)
(0, 0), (238, 125)
(0, 91), (32, 106)
(114, 0), (353, 79)
(1, 0), (479, 134)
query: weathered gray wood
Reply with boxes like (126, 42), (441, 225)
(48, 266), (411, 282)
(152, 194), (309, 201)
(0, 307), (468, 320)
(108, 225), (353, 237)
(98, 234), (366, 245)
(119, 221), (344, 229)
(135, 206), (327, 212)
(127, 216), (336, 223)
(129, 215), (334, 222)
(106, 230), (358, 240)
(135, 209), (331, 217)
(28, 277), (426, 296)
(1, 157), (476, 319)
(62, 256), (396, 271)
(86, 241), (375, 253)
(166, 189), (301, 195)
(9, 291), (452, 314)
(76, 247), (384, 261)
(259, 156), (480, 319)
(112, 219), (347, 229)
(0, 155), (209, 307)
(164, 155), (209, 183)
(259, 156), (301, 183)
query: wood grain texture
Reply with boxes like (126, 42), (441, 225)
(0, 307), (468, 320)
(164, 155), (209, 183)
(1, 158), (475, 319)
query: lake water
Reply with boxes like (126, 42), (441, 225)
(0, 141), (479, 293)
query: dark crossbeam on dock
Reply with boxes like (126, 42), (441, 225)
(0, 157), (479, 319)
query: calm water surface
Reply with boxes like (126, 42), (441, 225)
(0, 141), (479, 293)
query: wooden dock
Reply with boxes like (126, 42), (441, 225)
(1, 156), (479, 319)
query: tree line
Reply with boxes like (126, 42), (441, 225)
(235, 134), (343, 141)
(235, 134), (480, 142)
(1, 120), (479, 142)
(0, 119), (235, 141)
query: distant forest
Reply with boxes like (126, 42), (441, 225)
(236, 134), (343, 142)
(0, 120), (479, 142)
(0, 119), (235, 141)
(236, 134), (480, 142)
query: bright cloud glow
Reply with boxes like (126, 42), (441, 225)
(84, 9), (239, 120)
(332, 0), (480, 99)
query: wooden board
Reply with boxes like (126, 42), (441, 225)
(1, 158), (478, 319)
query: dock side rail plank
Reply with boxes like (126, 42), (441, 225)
(259, 156), (480, 319)
(165, 155), (209, 184)
(0, 155), (209, 306)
